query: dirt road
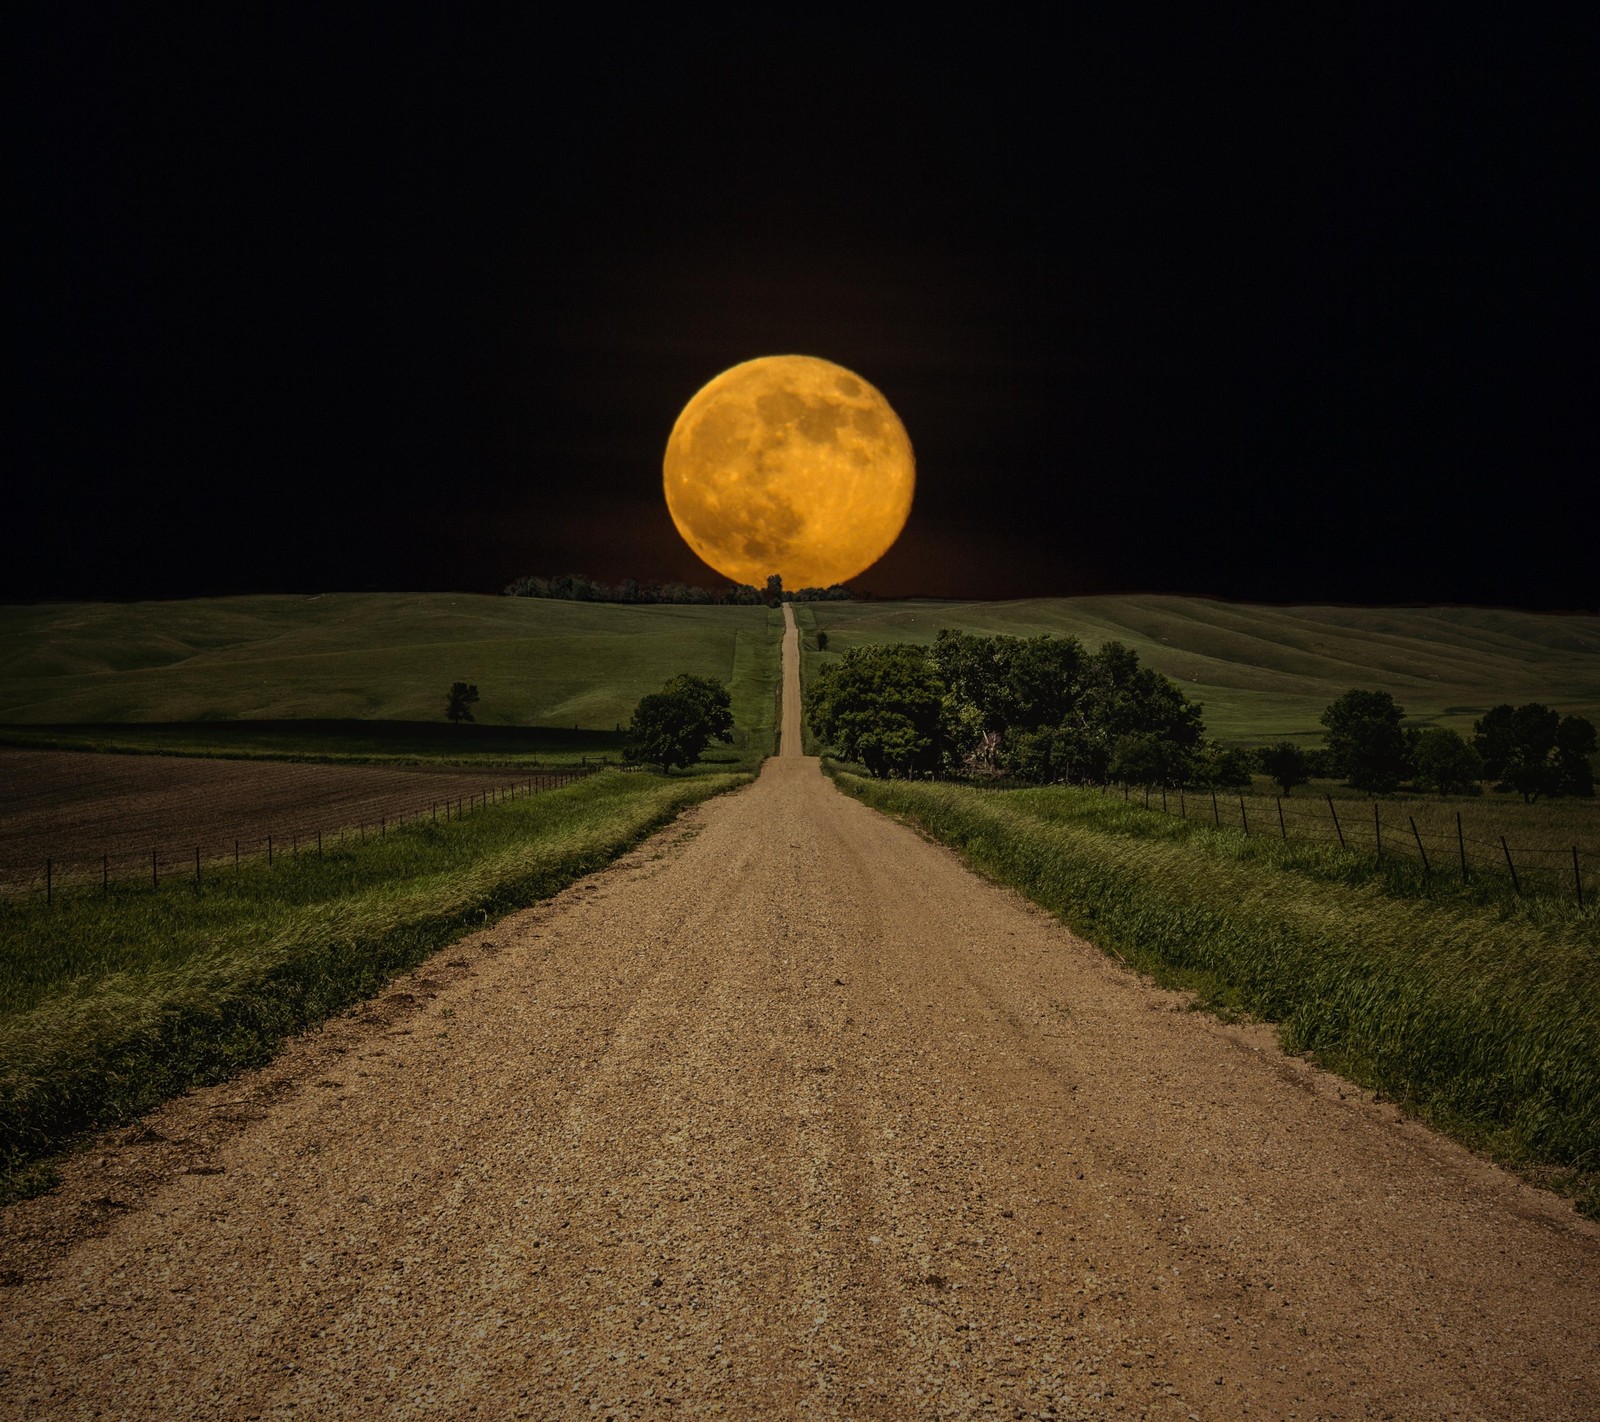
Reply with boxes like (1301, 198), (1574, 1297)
(3, 605), (1598, 1418)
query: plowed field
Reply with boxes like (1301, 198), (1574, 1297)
(0, 749), (585, 890)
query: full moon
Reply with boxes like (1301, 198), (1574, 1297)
(663, 355), (915, 589)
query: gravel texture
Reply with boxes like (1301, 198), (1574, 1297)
(1, 607), (1597, 1418)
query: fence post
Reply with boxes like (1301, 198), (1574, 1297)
(1574, 847), (1584, 909)
(268, 834), (273, 866)
(1179, 789), (1186, 818)
(1211, 790), (1219, 826)
(382, 816), (386, 839)
(235, 840), (239, 873)
(1277, 796), (1286, 840)
(1238, 795), (1249, 835)
(318, 829), (323, 857)
(1143, 785), (1150, 809)
(103, 852), (108, 894)
(1457, 812), (1468, 882)
(1501, 836), (1521, 895)
(1373, 803), (1381, 860)
(293, 833), (298, 859)
(1409, 816), (1430, 877)
(46, 857), (52, 906)
(1326, 794), (1345, 849)
(1161, 786), (1168, 813)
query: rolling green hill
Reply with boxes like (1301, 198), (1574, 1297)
(795, 596), (1600, 743)
(0, 595), (783, 764)
(4, 592), (1595, 756)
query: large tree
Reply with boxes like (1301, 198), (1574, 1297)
(1412, 727), (1482, 796)
(625, 673), (734, 772)
(1475, 703), (1597, 801)
(1320, 689), (1410, 793)
(809, 643), (947, 778)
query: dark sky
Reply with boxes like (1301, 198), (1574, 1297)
(11, 9), (1597, 607)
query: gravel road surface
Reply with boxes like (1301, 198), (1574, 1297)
(2, 606), (1597, 1418)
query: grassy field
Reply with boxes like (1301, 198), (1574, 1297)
(1110, 775), (1600, 906)
(0, 767), (748, 1194)
(833, 770), (1600, 1213)
(0, 595), (783, 765)
(793, 596), (1600, 743)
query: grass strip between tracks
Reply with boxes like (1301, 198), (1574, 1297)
(833, 770), (1600, 1216)
(0, 769), (747, 1197)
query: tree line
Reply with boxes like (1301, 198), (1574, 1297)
(809, 630), (1597, 801)
(504, 572), (853, 606)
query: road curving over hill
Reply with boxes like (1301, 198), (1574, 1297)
(2, 604), (1598, 1418)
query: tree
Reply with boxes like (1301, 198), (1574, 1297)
(809, 644), (947, 777)
(625, 673), (735, 772)
(1412, 727), (1482, 796)
(1258, 742), (1310, 796)
(765, 573), (784, 606)
(816, 630), (829, 652)
(1111, 732), (1193, 788)
(1556, 715), (1597, 797)
(1188, 741), (1252, 791)
(1475, 703), (1596, 801)
(445, 682), (479, 723)
(1320, 689), (1410, 793)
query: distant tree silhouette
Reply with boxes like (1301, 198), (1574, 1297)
(445, 682), (479, 724)
(1258, 742), (1311, 795)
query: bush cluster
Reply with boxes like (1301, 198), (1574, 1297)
(810, 631), (1244, 785)
(1297, 691), (1595, 800)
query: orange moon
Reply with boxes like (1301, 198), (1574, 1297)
(663, 355), (915, 588)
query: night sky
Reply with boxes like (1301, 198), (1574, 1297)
(11, 10), (1597, 608)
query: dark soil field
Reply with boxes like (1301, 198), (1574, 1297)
(0, 749), (585, 891)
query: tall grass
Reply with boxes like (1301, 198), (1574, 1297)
(0, 769), (746, 1182)
(835, 771), (1600, 1207)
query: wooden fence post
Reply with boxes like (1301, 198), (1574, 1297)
(1277, 796), (1286, 840)
(1574, 847), (1584, 909)
(1211, 790), (1220, 826)
(1457, 812), (1468, 882)
(1373, 803), (1382, 859)
(1161, 786), (1168, 813)
(1409, 817), (1430, 877)
(318, 829), (323, 857)
(1238, 795), (1249, 835)
(1179, 789), (1186, 818)
(1501, 836), (1520, 895)
(1327, 795), (1345, 849)
(103, 852), (108, 894)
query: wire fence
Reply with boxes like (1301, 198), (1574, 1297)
(975, 777), (1595, 907)
(12, 764), (605, 905)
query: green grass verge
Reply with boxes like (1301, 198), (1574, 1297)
(831, 770), (1600, 1214)
(808, 596), (1600, 743)
(0, 768), (747, 1192)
